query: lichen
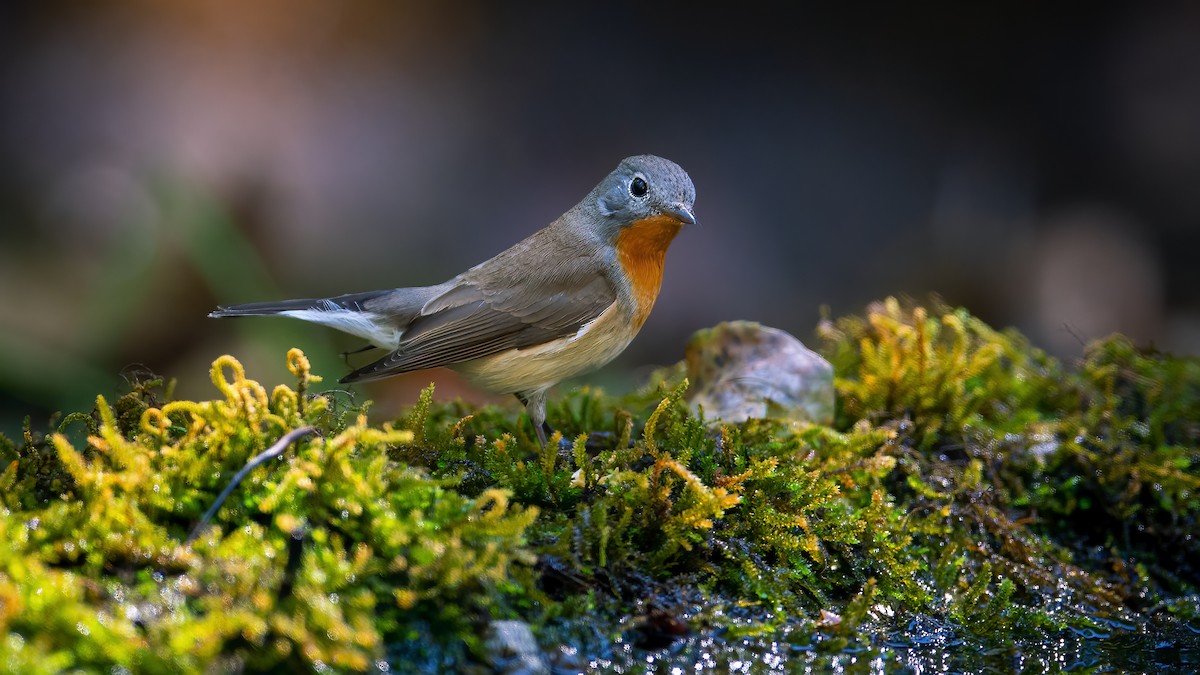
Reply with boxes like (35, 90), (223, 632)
(1, 301), (1197, 671)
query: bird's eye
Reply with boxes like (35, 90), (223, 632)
(630, 176), (648, 197)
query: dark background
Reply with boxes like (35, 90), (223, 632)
(3, 1), (1199, 437)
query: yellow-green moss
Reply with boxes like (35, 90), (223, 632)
(0, 349), (538, 671)
(1, 300), (1198, 671)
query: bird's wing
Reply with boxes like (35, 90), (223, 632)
(340, 267), (617, 383)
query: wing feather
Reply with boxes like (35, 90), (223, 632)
(340, 271), (616, 383)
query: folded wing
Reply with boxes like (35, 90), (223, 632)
(341, 270), (616, 383)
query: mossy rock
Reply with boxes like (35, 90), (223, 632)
(1, 299), (1197, 672)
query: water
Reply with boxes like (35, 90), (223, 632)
(537, 621), (1200, 673)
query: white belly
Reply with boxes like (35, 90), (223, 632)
(450, 303), (636, 396)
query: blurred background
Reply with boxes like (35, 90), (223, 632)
(2, 1), (1199, 437)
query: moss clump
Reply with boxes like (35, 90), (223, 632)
(0, 350), (537, 672)
(1, 299), (1198, 671)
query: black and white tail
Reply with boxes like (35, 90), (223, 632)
(209, 290), (403, 350)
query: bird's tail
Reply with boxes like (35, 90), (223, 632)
(209, 289), (406, 349)
(209, 290), (388, 318)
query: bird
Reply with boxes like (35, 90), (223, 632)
(209, 154), (697, 446)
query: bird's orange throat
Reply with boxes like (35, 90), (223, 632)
(615, 215), (684, 328)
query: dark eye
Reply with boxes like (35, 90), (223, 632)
(630, 176), (648, 197)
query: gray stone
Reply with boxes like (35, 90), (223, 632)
(483, 620), (549, 675)
(685, 321), (835, 425)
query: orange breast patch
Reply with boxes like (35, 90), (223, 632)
(615, 215), (684, 328)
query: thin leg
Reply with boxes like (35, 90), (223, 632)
(515, 391), (550, 447)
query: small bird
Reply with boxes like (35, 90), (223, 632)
(210, 155), (697, 446)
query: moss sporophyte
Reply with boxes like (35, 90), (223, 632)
(1, 300), (1197, 671)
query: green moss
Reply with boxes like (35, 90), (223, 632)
(0, 350), (537, 671)
(2, 300), (1198, 670)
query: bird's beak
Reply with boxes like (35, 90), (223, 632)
(666, 204), (697, 225)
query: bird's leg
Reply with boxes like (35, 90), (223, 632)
(515, 392), (552, 447)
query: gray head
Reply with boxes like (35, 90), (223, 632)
(588, 155), (697, 238)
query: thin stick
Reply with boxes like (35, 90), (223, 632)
(186, 426), (317, 545)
